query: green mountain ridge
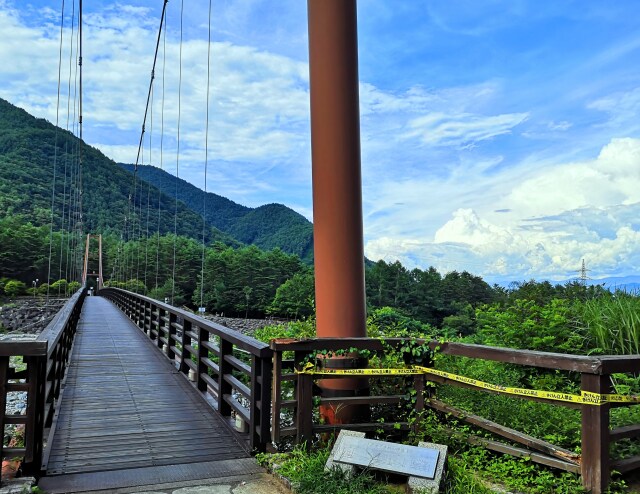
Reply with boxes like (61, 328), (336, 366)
(119, 163), (315, 262)
(0, 97), (240, 247)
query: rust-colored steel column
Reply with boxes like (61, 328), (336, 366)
(308, 0), (368, 422)
(308, 0), (366, 339)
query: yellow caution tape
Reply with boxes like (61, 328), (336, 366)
(295, 363), (640, 406)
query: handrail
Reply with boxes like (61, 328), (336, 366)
(0, 286), (86, 476)
(103, 289), (271, 357)
(271, 338), (640, 374)
(271, 337), (640, 494)
(99, 287), (273, 452)
(38, 287), (85, 354)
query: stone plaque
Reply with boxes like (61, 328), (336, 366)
(331, 435), (439, 479)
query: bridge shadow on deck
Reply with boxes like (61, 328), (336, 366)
(39, 297), (261, 493)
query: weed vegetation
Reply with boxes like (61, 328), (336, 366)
(257, 283), (640, 493)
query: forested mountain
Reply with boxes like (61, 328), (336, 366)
(119, 164), (314, 262)
(0, 98), (237, 245)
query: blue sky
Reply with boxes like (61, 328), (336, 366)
(2, 0), (640, 283)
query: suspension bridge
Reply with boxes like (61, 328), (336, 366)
(0, 1), (638, 493)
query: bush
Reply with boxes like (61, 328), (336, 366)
(50, 279), (68, 295)
(254, 318), (316, 344)
(473, 299), (585, 353)
(367, 307), (434, 339)
(125, 279), (147, 294)
(4, 280), (26, 297)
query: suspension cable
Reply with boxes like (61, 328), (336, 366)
(172, 0), (185, 306)
(47, 0), (66, 303)
(77, 0), (83, 280)
(155, 14), (167, 293)
(67, 31), (80, 286)
(59, 0), (77, 296)
(133, 0), (168, 174)
(143, 85), (154, 293)
(199, 0), (214, 310)
(123, 0), (168, 293)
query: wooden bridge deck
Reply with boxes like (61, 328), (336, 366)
(40, 296), (257, 490)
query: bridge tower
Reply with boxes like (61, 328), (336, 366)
(308, 0), (368, 421)
(81, 234), (104, 290)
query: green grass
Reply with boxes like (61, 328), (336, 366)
(578, 292), (640, 355)
(258, 444), (499, 494)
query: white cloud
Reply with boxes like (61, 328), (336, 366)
(404, 111), (528, 148)
(588, 87), (640, 131)
(503, 138), (640, 219)
(364, 138), (640, 280)
(547, 120), (572, 131)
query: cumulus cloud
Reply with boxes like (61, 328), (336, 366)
(364, 138), (640, 281)
(503, 138), (640, 219)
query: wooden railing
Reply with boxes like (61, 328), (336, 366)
(271, 337), (640, 494)
(0, 287), (86, 475)
(99, 288), (273, 452)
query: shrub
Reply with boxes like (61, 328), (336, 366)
(4, 280), (26, 297)
(50, 279), (68, 295)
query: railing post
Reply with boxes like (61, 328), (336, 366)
(137, 299), (144, 329)
(156, 306), (164, 349)
(197, 328), (208, 392)
(23, 355), (46, 474)
(271, 350), (283, 443)
(167, 312), (177, 361)
(581, 373), (611, 494)
(218, 340), (233, 416)
(413, 374), (425, 415)
(180, 319), (192, 376)
(143, 301), (150, 334)
(259, 353), (273, 451)
(150, 304), (158, 344)
(250, 352), (273, 452)
(0, 356), (8, 466)
(296, 370), (314, 448)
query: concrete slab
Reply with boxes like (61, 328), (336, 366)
(233, 477), (290, 494)
(172, 486), (231, 494)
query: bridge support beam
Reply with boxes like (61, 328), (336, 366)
(307, 0), (368, 422)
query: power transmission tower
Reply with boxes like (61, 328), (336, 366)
(579, 259), (590, 286)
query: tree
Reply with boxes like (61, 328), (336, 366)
(268, 272), (315, 318)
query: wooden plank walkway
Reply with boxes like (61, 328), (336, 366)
(43, 296), (251, 478)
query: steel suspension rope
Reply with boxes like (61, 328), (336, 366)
(126, 0), (168, 293)
(46, 0), (67, 302)
(134, 135), (144, 291)
(155, 16), (167, 293)
(199, 0), (214, 311)
(143, 85), (154, 293)
(58, 0), (77, 296)
(172, 0), (185, 306)
(77, 0), (83, 283)
(65, 16), (79, 287)
(67, 34), (80, 286)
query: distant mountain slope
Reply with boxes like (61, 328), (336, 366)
(0, 97), (237, 246)
(120, 164), (315, 262)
